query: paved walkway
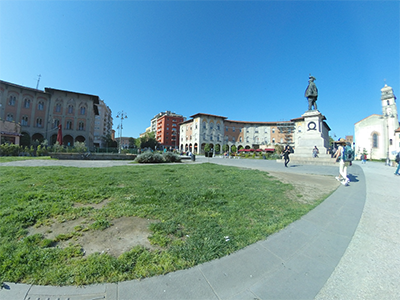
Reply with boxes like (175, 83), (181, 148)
(1, 158), (399, 299)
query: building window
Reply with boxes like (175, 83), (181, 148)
(68, 105), (73, 114)
(210, 123), (213, 130)
(24, 98), (31, 108)
(80, 106), (86, 115)
(8, 95), (16, 106)
(56, 103), (61, 112)
(54, 119), (60, 128)
(372, 133), (378, 148)
(240, 137), (242, 142)
(226, 126), (228, 132)
(38, 101), (44, 110)
(390, 139), (393, 146)
(21, 116), (28, 126)
(272, 128), (275, 134)
(203, 133), (206, 140)
(232, 127), (235, 132)
(272, 138), (275, 143)
(232, 137), (235, 142)
(66, 120), (72, 130)
(36, 118), (43, 128)
(255, 127), (259, 133)
(6, 113), (13, 121)
(78, 122), (85, 130)
(217, 124), (220, 130)
(203, 122), (206, 129)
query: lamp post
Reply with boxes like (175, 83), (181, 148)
(116, 111), (127, 154)
(385, 113), (390, 166)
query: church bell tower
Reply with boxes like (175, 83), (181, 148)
(381, 84), (399, 158)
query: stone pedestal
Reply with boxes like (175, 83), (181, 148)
(293, 110), (330, 158)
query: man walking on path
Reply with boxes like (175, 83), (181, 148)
(283, 145), (291, 167)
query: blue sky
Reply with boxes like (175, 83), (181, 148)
(1, 0), (399, 140)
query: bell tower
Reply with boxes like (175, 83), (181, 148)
(380, 83), (398, 160)
(381, 84), (398, 119)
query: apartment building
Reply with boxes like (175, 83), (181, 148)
(94, 99), (113, 148)
(0, 80), (102, 149)
(179, 113), (298, 154)
(151, 111), (185, 149)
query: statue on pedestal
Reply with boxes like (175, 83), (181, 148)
(305, 75), (318, 111)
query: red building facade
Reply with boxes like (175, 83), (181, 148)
(156, 114), (184, 149)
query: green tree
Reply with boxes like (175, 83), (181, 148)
(102, 134), (117, 148)
(129, 137), (137, 148)
(215, 144), (220, 153)
(138, 132), (158, 150)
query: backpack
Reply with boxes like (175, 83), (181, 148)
(395, 152), (400, 163)
(342, 145), (354, 162)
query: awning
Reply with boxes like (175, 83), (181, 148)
(0, 131), (22, 136)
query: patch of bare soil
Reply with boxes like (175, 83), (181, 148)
(267, 171), (340, 204)
(29, 216), (158, 257)
(28, 173), (339, 257)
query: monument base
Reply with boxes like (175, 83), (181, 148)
(294, 110), (330, 158)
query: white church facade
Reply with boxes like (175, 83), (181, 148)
(355, 84), (400, 161)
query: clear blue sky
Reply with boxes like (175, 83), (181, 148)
(1, 1), (399, 140)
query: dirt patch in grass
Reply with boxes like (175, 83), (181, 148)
(268, 171), (340, 204)
(29, 216), (158, 257)
(28, 172), (338, 258)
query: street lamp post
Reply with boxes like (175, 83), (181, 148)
(385, 113), (390, 166)
(116, 111), (128, 154)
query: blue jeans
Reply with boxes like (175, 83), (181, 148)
(395, 163), (400, 175)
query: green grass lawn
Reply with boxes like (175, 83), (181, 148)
(0, 163), (324, 286)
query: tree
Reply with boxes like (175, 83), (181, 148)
(138, 132), (158, 150)
(129, 137), (137, 148)
(102, 134), (117, 148)
(215, 144), (220, 153)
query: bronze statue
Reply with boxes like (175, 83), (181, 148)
(305, 75), (318, 110)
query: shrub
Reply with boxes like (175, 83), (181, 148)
(135, 151), (165, 163)
(74, 142), (87, 153)
(163, 152), (181, 163)
(0, 143), (20, 156)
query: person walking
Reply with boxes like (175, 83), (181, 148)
(283, 145), (291, 167)
(362, 154), (367, 164)
(333, 138), (350, 185)
(394, 152), (400, 175)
